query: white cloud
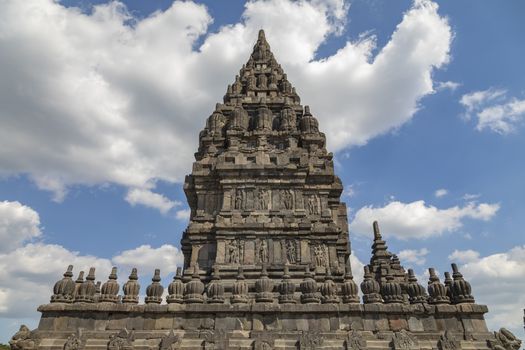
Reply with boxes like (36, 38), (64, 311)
(463, 193), (481, 201)
(125, 188), (180, 214)
(460, 88), (525, 134)
(436, 81), (460, 91)
(0, 200), (42, 253)
(434, 188), (448, 198)
(0, 0), (452, 201)
(175, 208), (191, 221)
(448, 249), (480, 264)
(456, 246), (525, 339)
(112, 244), (184, 276)
(349, 200), (499, 240)
(343, 184), (356, 198)
(398, 248), (429, 265)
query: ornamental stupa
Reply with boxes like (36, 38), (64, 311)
(10, 30), (521, 350)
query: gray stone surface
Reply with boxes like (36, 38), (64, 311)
(9, 29), (520, 350)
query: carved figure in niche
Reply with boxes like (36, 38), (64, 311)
(281, 189), (294, 210)
(285, 240), (297, 264)
(227, 241), (240, 264)
(258, 240), (269, 263)
(256, 189), (270, 210)
(258, 74), (268, 89)
(307, 195), (319, 215)
(313, 244), (328, 268)
(227, 240), (244, 264)
(234, 189), (245, 210)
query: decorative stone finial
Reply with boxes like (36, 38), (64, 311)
(167, 267), (184, 304)
(100, 267), (120, 303)
(300, 265), (320, 304)
(184, 264), (205, 304)
(450, 263), (475, 304)
(145, 269), (163, 304)
(381, 268), (404, 304)
(427, 268), (450, 304)
(75, 267), (96, 303)
(255, 264), (274, 303)
(300, 105), (319, 133)
(207, 265), (225, 304)
(51, 265), (76, 303)
(341, 259), (359, 304)
(231, 266), (249, 304)
(444, 271), (454, 301)
(279, 265), (296, 304)
(361, 266), (382, 304)
(406, 269), (427, 304)
(122, 268), (140, 304)
(320, 268), (339, 304)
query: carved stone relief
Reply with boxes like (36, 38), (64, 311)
(391, 330), (418, 350)
(9, 325), (40, 350)
(107, 329), (134, 350)
(307, 195), (319, 215)
(159, 330), (182, 350)
(488, 328), (522, 350)
(285, 240), (298, 264)
(298, 331), (324, 350)
(64, 333), (83, 350)
(257, 239), (269, 264)
(345, 330), (366, 350)
(253, 339), (273, 350)
(438, 331), (460, 350)
(281, 189), (294, 210)
(226, 239), (244, 264)
(255, 189), (270, 210)
(313, 244), (328, 268)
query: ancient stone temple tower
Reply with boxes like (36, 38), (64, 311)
(10, 30), (521, 350)
(182, 29), (349, 283)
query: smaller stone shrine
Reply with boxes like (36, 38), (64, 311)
(9, 30), (522, 350)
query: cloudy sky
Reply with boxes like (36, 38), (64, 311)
(1, 0), (524, 342)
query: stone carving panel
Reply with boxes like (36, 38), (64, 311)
(226, 239), (244, 264)
(285, 240), (298, 264)
(307, 195), (319, 215)
(280, 189), (294, 210)
(391, 330), (419, 350)
(313, 244), (328, 268)
(438, 331), (460, 350)
(345, 330), (366, 350)
(108, 329), (134, 350)
(255, 189), (270, 210)
(64, 333), (83, 350)
(298, 331), (324, 350)
(159, 330), (182, 350)
(257, 239), (269, 264)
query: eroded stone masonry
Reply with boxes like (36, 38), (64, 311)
(10, 30), (522, 350)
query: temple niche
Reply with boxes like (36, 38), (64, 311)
(11, 30), (521, 350)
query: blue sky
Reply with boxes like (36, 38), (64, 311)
(0, 0), (524, 342)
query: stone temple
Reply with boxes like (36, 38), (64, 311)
(10, 30), (522, 350)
